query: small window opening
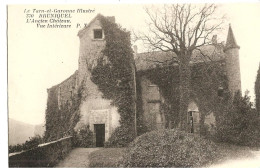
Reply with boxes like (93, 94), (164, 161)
(94, 29), (103, 39)
(218, 86), (224, 97)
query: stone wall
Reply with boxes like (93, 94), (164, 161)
(9, 136), (72, 167)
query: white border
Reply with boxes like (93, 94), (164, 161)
(1, 0), (260, 167)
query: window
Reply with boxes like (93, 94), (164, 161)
(218, 86), (224, 97)
(94, 29), (103, 39)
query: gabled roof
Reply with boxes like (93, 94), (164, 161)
(225, 24), (240, 50)
(135, 44), (225, 71)
(77, 14), (115, 38)
(77, 14), (103, 38)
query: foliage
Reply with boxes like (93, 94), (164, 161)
(122, 129), (218, 167)
(9, 135), (43, 153)
(216, 91), (260, 147)
(255, 63), (260, 114)
(73, 125), (94, 147)
(89, 148), (126, 167)
(44, 80), (84, 142)
(135, 74), (148, 135)
(89, 141), (252, 168)
(105, 125), (135, 147)
(90, 15), (136, 144)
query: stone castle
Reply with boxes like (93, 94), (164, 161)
(46, 14), (241, 147)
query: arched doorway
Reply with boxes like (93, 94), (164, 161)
(188, 101), (200, 134)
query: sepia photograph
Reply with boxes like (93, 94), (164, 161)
(7, 3), (260, 167)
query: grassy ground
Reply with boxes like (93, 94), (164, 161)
(88, 148), (126, 167)
(88, 144), (254, 167)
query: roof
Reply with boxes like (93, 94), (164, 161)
(225, 24), (240, 50)
(77, 14), (115, 38)
(77, 14), (102, 38)
(135, 44), (226, 71)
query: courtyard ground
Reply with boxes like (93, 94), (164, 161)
(210, 149), (260, 168)
(56, 147), (260, 167)
(55, 148), (98, 167)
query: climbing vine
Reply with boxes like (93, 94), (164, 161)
(138, 60), (229, 133)
(90, 15), (136, 144)
(45, 80), (84, 142)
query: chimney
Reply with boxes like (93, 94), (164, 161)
(106, 16), (115, 23)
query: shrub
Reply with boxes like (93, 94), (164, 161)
(122, 129), (218, 167)
(89, 148), (126, 167)
(105, 125), (135, 147)
(216, 91), (260, 147)
(73, 125), (94, 147)
(9, 135), (43, 153)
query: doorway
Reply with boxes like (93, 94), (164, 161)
(94, 124), (105, 147)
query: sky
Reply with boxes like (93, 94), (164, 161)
(7, 3), (260, 125)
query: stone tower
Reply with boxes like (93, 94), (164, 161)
(75, 15), (120, 143)
(77, 14), (106, 83)
(224, 24), (241, 95)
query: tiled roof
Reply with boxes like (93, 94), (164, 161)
(135, 44), (226, 71)
(225, 24), (240, 50)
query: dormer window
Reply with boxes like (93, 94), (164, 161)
(94, 29), (103, 39)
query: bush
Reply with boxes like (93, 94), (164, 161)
(9, 135), (43, 153)
(122, 129), (218, 167)
(89, 148), (126, 167)
(105, 125), (135, 148)
(73, 125), (94, 147)
(216, 91), (260, 147)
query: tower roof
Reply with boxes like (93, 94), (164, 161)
(225, 24), (240, 50)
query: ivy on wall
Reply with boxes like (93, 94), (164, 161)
(44, 82), (84, 142)
(137, 60), (229, 133)
(90, 15), (136, 144)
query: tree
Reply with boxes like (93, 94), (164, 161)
(255, 63), (260, 115)
(216, 91), (260, 147)
(136, 4), (224, 131)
